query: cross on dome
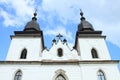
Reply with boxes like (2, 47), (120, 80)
(23, 9), (40, 31)
(32, 9), (37, 21)
(80, 9), (85, 21)
(78, 9), (94, 31)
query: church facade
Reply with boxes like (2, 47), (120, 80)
(0, 11), (120, 80)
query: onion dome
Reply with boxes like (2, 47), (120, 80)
(24, 12), (40, 31)
(78, 10), (94, 31)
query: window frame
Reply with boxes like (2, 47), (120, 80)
(55, 74), (66, 80)
(91, 48), (99, 58)
(57, 48), (63, 57)
(20, 48), (27, 59)
(14, 70), (22, 80)
(53, 69), (69, 80)
(97, 70), (106, 80)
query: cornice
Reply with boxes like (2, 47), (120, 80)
(0, 60), (119, 65)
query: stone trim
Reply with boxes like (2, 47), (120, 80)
(52, 69), (69, 80)
(11, 31), (43, 38)
(0, 60), (119, 65)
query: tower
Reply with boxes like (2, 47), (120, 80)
(6, 12), (44, 61)
(74, 10), (111, 60)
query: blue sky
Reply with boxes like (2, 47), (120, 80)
(0, 0), (120, 68)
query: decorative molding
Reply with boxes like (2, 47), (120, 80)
(0, 60), (119, 65)
(55, 69), (66, 74)
(53, 69), (69, 80)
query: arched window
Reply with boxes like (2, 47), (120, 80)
(57, 48), (63, 57)
(91, 48), (98, 58)
(98, 70), (106, 80)
(20, 49), (27, 59)
(53, 69), (68, 80)
(14, 70), (22, 80)
(55, 74), (66, 80)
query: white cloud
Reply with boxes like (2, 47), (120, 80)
(43, 25), (74, 49)
(0, 8), (13, 26)
(0, 0), (120, 49)
(41, 0), (79, 24)
(91, 18), (120, 48)
(11, 0), (34, 18)
(0, 0), (35, 27)
(40, 0), (120, 48)
(0, 0), (7, 3)
(44, 26), (73, 41)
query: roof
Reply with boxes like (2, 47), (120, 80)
(78, 20), (94, 31)
(24, 20), (40, 31)
(24, 12), (40, 31)
(78, 10), (94, 31)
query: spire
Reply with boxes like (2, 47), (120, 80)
(52, 38), (56, 43)
(63, 38), (67, 45)
(80, 9), (85, 21)
(52, 38), (56, 45)
(24, 10), (40, 31)
(78, 9), (94, 31)
(63, 39), (67, 43)
(32, 10), (37, 21)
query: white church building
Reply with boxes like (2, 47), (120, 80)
(0, 11), (120, 80)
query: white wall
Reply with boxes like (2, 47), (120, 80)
(0, 63), (119, 80)
(80, 63), (120, 80)
(6, 37), (43, 61)
(77, 38), (111, 60)
(41, 40), (80, 60)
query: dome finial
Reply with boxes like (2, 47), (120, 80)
(32, 9), (37, 21)
(80, 9), (85, 21)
